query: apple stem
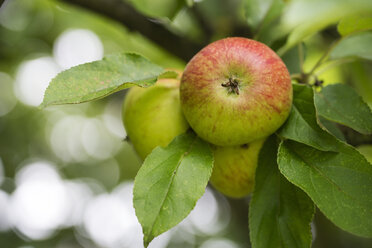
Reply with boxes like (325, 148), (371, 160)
(221, 78), (240, 95)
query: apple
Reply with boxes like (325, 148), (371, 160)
(123, 74), (264, 198)
(122, 72), (189, 160)
(210, 138), (265, 198)
(180, 37), (292, 146)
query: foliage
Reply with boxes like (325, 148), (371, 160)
(249, 136), (315, 248)
(133, 131), (213, 246)
(40, 53), (165, 108)
(3, 0), (371, 247)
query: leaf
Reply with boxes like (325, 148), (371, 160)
(157, 70), (179, 79)
(350, 61), (372, 108)
(330, 32), (372, 61)
(279, 23), (334, 56)
(357, 145), (372, 163)
(317, 116), (346, 142)
(249, 136), (315, 248)
(128, 0), (185, 19)
(338, 14), (372, 36)
(278, 84), (342, 152)
(40, 53), (164, 108)
(133, 131), (213, 247)
(281, 43), (306, 74)
(278, 140), (372, 238)
(315, 83), (372, 134)
(278, 0), (372, 55)
(185, 0), (194, 7)
(244, 0), (272, 29)
(244, 0), (285, 32)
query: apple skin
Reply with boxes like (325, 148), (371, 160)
(210, 138), (265, 198)
(180, 37), (292, 146)
(122, 74), (189, 160)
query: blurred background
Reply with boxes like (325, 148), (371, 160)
(0, 0), (372, 247)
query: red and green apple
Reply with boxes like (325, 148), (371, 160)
(180, 37), (292, 146)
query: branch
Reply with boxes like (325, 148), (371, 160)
(59, 0), (205, 61)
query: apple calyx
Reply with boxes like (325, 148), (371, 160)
(240, 143), (249, 149)
(221, 77), (240, 95)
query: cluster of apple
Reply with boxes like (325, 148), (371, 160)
(122, 37), (292, 198)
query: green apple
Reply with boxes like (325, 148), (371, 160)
(210, 138), (265, 198)
(122, 73), (189, 160)
(180, 37), (292, 146)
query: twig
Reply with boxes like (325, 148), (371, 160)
(298, 43), (304, 74)
(314, 58), (355, 77)
(307, 38), (343, 76)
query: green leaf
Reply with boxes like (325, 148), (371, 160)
(157, 70), (179, 79)
(278, 0), (372, 55)
(278, 140), (372, 238)
(317, 116), (346, 142)
(281, 44), (306, 74)
(244, 0), (285, 32)
(128, 0), (185, 19)
(315, 84), (372, 134)
(249, 137), (315, 248)
(357, 145), (372, 163)
(279, 23), (334, 56)
(330, 32), (372, 61)
(278, 84), (342, 151)
(350, 61), (372, 108)
(244, 0), (272, 29)
(133, 131), (213, 247)
(338, 14), (372, 36)
(185, 0), (194, 7)
(40, 53), (164, 108)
